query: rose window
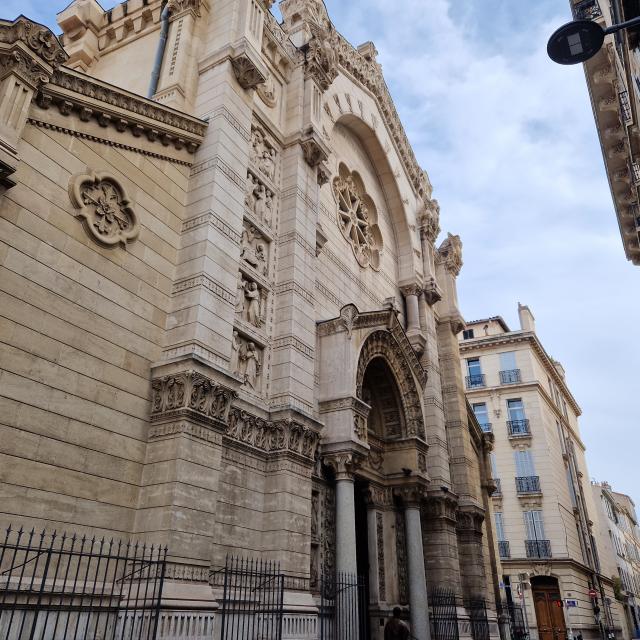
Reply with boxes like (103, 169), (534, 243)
(332, 164), (383, 270)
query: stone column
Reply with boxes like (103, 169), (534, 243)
(326, 453), (359, 576)
(367, 505), (380, 603)
(399, 487), (431, 640)
(401, 284), (422, 333)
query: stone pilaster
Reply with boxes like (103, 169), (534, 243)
(456, 505), (487, 600)
(0, 17), (67, 189)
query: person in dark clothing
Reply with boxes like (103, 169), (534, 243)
(385, 607), (410, 640)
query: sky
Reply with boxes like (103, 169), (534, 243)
(7, 0), (639, 502)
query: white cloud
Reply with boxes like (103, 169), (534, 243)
(327, 0), (640, 497)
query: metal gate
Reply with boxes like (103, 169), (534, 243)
(0, 525), (167, 640)
(503, 603), (528, 640)
(468, 597), (490, 640)
(319, 573), (368, 640)
(430, 588), (459, 640)
(216, 556), (284, 640)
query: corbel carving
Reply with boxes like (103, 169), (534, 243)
(232, 53), (267, 90)
(423, 276), (442, 306)
(301, 133), (329, 167)
(304, 22), (339, 91)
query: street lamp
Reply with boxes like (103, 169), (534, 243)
(547, 14), (640, 65)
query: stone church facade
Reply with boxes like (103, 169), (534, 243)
(0, 0), (502, 637)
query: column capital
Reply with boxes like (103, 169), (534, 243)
(424, 491), (459, 523)
(394, 484), (428, 509)
(324, 451), (363, 481)
(399, 282), (423, 298)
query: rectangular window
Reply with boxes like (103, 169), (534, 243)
(490, 453), (499, 479)
(566, 467), (577, 507)
(507, 398), (526, 422)
(467, 358), (482, 377)
(473, 403), (489, 428)
(514, 450), (536, 477)
(523, 510), (546, 540)
(462, 329), (475, 340)
(495, 512), (506, 541)
(499, 351), (517, 370)
(556, 422), (567, 454)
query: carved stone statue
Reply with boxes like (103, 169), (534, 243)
(264, 189), (273, 226)
(241, 225), (259, 268)
(260, 148), (276, 181)
(255, 243), (267, 275)
(244, 281), (262, 327)
(236, 274), (246, 313)
(254, 184), (267, 221)
(245, 173), (257, 212)
(241, 342), (261, 389)
(230, 330), (240, 374)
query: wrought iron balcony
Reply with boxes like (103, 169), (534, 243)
(493, 478), (502, 495)
(573, 0), (602, 20)
(620, 90), (633, 125)
(516, 476), (541, 494)
(498, 541), (511, 559)
(526, 539), (552, 559)
(466, 374), (486, 389)
(480, 422), (493, 433)
(499, 369), (521, 385)
(507, 419), (530, 437)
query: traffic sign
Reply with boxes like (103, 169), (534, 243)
(566, 599), (578, 608)
(547, 20), (605, 65)
(589, 589), (598, 598)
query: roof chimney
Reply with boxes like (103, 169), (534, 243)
(518, 303), (536, 333)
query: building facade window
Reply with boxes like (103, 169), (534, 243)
(466, 358), (485, 388)
(462, 329), (475, 340)
(472, 402), (491, 431)
(524, 510), (551, 557)
(499, 351), (521, 384)
(507, 398), (529, 436)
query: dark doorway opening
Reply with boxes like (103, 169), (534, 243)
(531, 576), (567, 640)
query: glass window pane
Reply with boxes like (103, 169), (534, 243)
(507, 398), (525, 421)
(467, 358), (481, 376)
(499, 351), (517, 370)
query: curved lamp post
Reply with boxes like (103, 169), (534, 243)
(548, 14), (640, 64)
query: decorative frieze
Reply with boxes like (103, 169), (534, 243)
(148, 421), (223, 445)
(226, 407), (320, 460)
(172, 274), (235, 306)
(68, 170), (140, 247)
(151, 371), (237, 425)
(395, 508), (409, 605)
(376, 512), (386, 601)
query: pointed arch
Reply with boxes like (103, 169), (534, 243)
(356, 330), (425, 439)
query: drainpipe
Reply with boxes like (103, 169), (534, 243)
(148, 1), (171, 99)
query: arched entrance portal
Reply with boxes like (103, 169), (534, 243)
(531, 577), (567, 640)
(352, 354), (414, 638)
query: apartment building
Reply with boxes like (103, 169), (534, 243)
(459, 305), (621, 640)
(593, 482), (640, 639)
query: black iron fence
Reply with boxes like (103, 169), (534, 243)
(0, 525), (167, 640)
(499, 602), (528, 640)
(465, 375), (486, 389)
(213, 556), (284, 640)
(319, 573), (368, 640)
(430, 589), (491, 640)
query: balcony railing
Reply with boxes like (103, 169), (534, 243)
(498, 541), (511, 559)
(620, 90), (633, 124)
(573, 0), (602, 20)
(499, 369), (521, 385)
(526, 539), (552, 559)
(516, 476), (541, 494)
(466, 374), (486, 389)
(493, 478), (502, 495)
(507, 419), (530, 436)
(480, 422), (493, 433)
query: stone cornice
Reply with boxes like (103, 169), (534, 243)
(459, 331), (582, 416)
(0, 17), (67, 70)
(36, 67), (207, 154)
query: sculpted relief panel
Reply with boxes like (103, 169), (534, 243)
(231, 331), (264, 391)
(241, 221), (270, 277)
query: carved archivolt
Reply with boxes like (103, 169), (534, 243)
(68, 171), (140, 247)
(333, 163), (383, 270)
(356, 330), (425, 439)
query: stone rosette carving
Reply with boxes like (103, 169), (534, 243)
(438, 232), (463, 276)
(226, 408), (320, 460)
(333, 164), (383, 270)
(151, 370), (237, 425)
(68, 171), (140, 247)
